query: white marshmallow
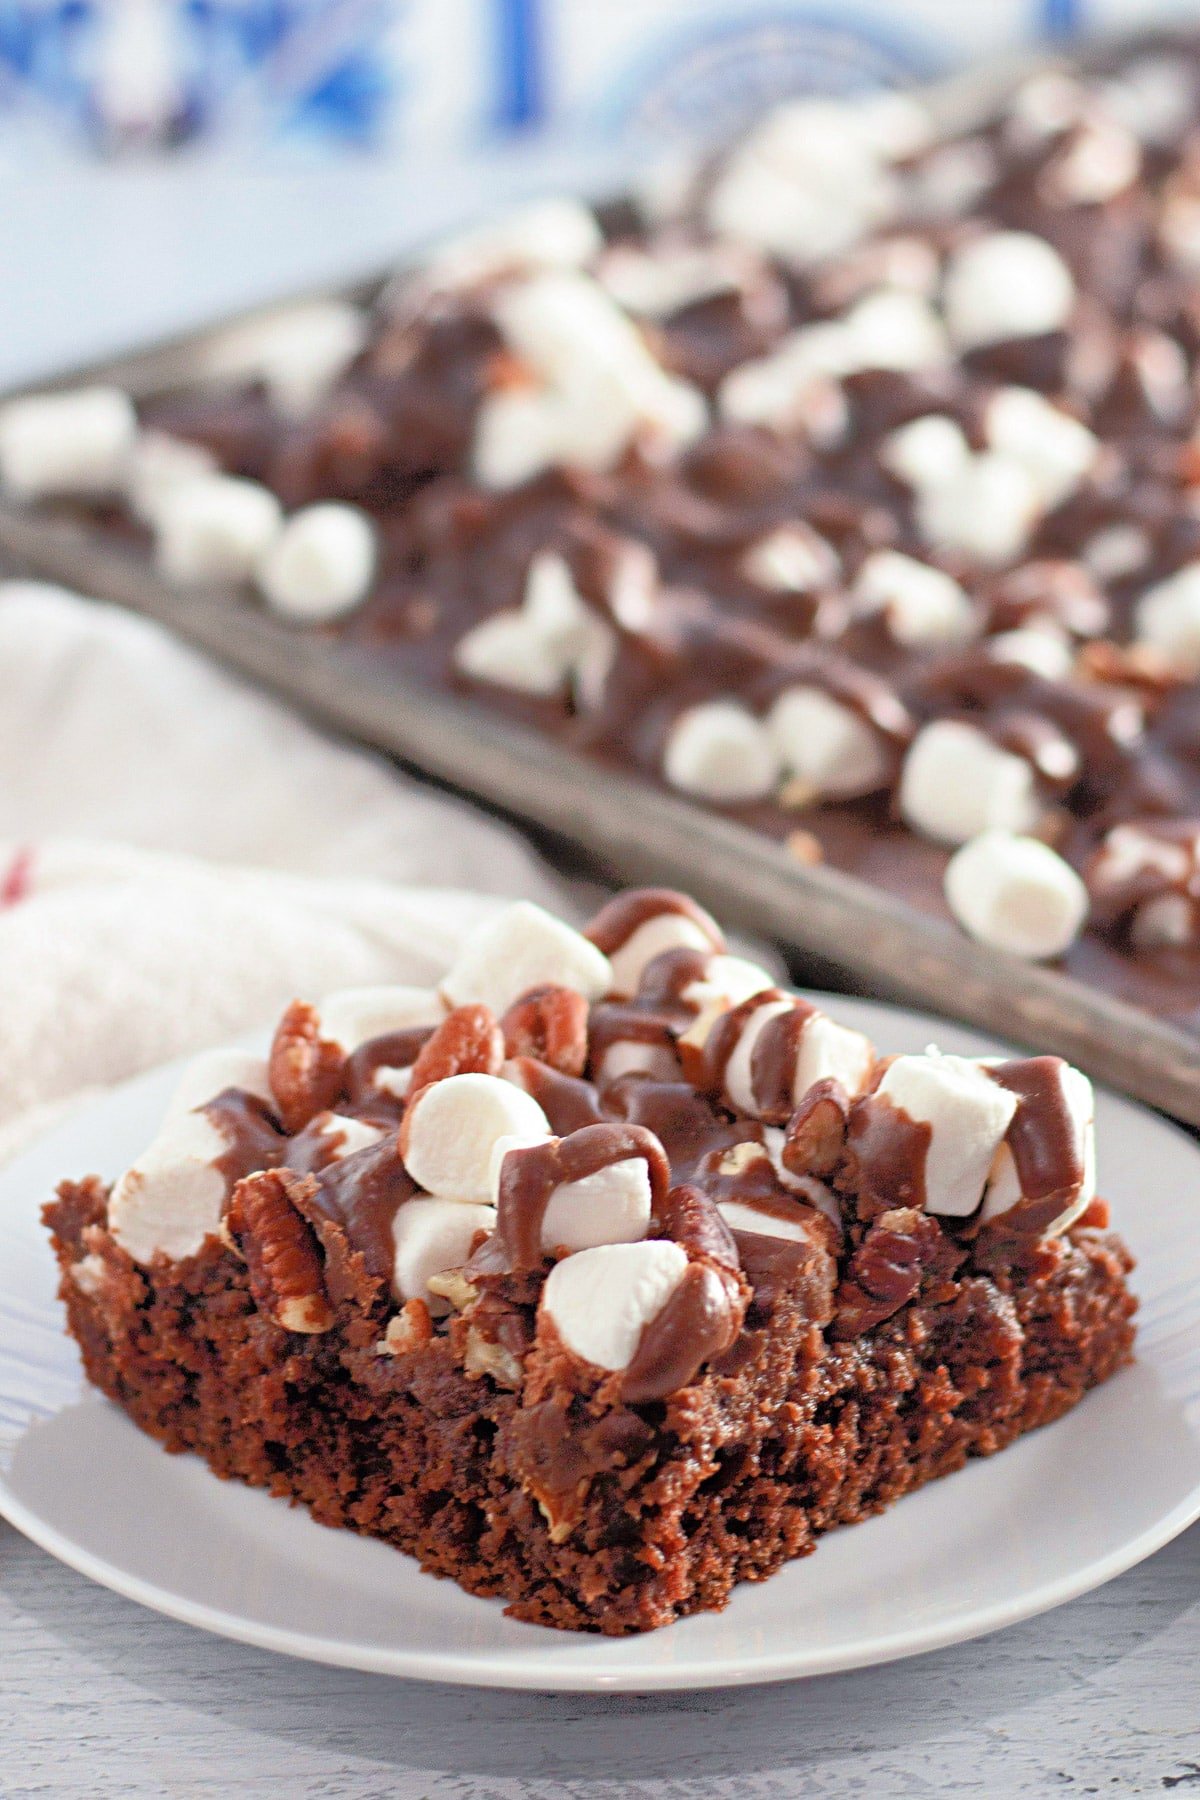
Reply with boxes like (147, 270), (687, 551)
(403, 1073), (550, 1203)
(875, 1053), (1017, 1218)
(195, 300), (367, 416)
(741, 525), (839, 593)
(679, 955), (778, 1047)
(1006, 73), (1086, 144)
(1042, 119), (1140, 206)
(1101, 57), (1195, 148)
(706, 100), (901, 267)
(1134, 563), (1200, 675)
(426, 198), (603, 286)
(1132, 893), (1195, 949)
(598, 242), (747, 318)
(256, 503), (376, 624)
(476, 270), (706, 489)
(663, 701), (781, 803)
(606, 911), (720, 999)
(718, 291), (945, 431)
(540, 1157), (653, 1253)
(718, 1200), (814, 1243)
(125, 431), (217, 526)
(979, 1063), (1095, 1234)
(454, 550), (615, 704)
(945, 831), (1089, 960)
(986, 388), (1098, 510)
(854, 551), (974, 647)
(1083, 523), (1152, 584)
(108, 1108), (231, 1264)
(0, 386), (137, 499)
(542, 1239), (689, 1371)
(987, 626), (1074, 680)
(308, 1112), (386, 1162)
(723, 997), (873, 1116)
(154, 473), (283, 585)
(880, 414), (970, 491)
(908, 139), (995, 220)
(766, 685), (889, 799)
(916, 452), (1042, 566)
(391, 1197), (497, 1308)
(942, 231), (1076, 351)
(318, 985), (446, 1053)
(594, 1039), (680, 1087)
(900, 721), (1041, 847)
(442, 900), (611, 1015)
(166, 1049), (274, 1121)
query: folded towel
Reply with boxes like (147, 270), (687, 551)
(0, 580), (580, 1157)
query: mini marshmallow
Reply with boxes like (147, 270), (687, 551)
(539, 1156), (653, 1253)
(108, 1108), (231, 1264)
(986, 388), (1098, 510)
(875, 1053), (1017, 1218)
(676, 955), (783, 1062)
(256, 503), (377, 624)
(979, 1062), (1095, 1234)
(0, 386), (137, 499)
(166, 1049), (274, 1121)
(455, 551), (615, 703)
(473, 381), (632, 490)
(1083, 523), (1152, 584)
(987, 626), (1074, 680)
(945, 831), (1089, 960)
(454, 606), (575, 695)
(594, 1039), (681, 1087)
(598, 242), (748, 317)
(908, 139), (995, 220)
(308, 1112), (386, 1162)
(663, 702), (781, 803)
(854, 551), (974, 647)
(718, 1200), (814, 1243)
(1134, 563), (1200, 675)
(125, 431), (217, 525)
(880, 414), (970, 491)
(442, 901), (611, 1016)
(403, 1073), (550, 1203)
(606, 910), (722, 1000)
(154, 473), (283, 585)
(916, 452), (1042, 566)
(391, 1197), (497, 1308)
(318, 985), (446, 1053)
(900, 721), (1041, 846)
(722, 997), (873, 1116)
(1042, 119), (1140, 206)
(741, 525), (840, 593)
(195, 300), (367, 416)
(766, 686), (889, 800)
(1101, 57), (1195, 147)
(425, 198), (603, 286)
(542, 1239), (689, 1371)
(942, 231), (1076, 350)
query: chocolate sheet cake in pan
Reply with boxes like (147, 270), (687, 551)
(9, 35), (1200, 1117)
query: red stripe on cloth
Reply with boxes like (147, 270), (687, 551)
(0, 846), (35, 907)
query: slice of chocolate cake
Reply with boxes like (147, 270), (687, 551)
(44, 887), (1136, 1634)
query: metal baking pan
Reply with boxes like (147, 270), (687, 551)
(8, 46), (1200, 1126)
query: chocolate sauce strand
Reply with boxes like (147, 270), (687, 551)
(749, 1001), (815, 1120)
(705, 988), (788, 1092)
(306, 1135), (416, 1279)
(506, 1058), (605, 1135)
(584, 888), (723, 956)
(989, 1057), (1084, 1203)
(344, 1027), (434, 1110)
(847, 1095), (932, 1216)
(620, 1264), (739, 1404)
(205, 1090), (287, 1192)
(493, 1122), (671, 1270)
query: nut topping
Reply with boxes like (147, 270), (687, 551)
(224, 1167), (334, 1333)
(268, 1000), (344, 1133)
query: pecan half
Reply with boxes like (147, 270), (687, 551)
(225, 1168), (334, 1333)
(782, 1078), (850, 1179)
(407, 1003), (504, 1096)
(268, 999), (344, 1133)
(499, 985), (590, 1076)
(831, 1207), (961, 1340)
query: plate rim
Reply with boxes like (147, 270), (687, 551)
(3, 992), (1199, 1692)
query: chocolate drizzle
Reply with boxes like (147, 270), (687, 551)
(621, 1262), (741, 1405)
(845, 1093), (932, 1218)
(748, 999), (816, 1122)
(205, 1090), (287, 1194)
(343, 1028), (435, 1114)
(584, 887), (723, 957)
(477, 1122), (671, 1272)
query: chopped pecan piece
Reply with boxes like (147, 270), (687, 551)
(225, 1168), (334, 1333)
(782, 1078), (850, 1179)
(499, 985), (590, 1076)
(407, 1003), (504, 1096)
(268, 999), (344, 1133)
(831, 1207), (961, 1340)
(378, 1297), (433, 1356)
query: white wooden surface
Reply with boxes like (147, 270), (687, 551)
(2, 1517), (1198, 1799)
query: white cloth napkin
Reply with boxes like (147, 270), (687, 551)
(0, 579), (580, 1159)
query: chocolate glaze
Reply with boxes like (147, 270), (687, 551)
(621, 1261), (741, 1405)
(343, 1028), (435, 1116)
(748, 999), (818, 1123)
(984, 1057), (1086, 1237)
(205, 1090), (287, 1193)
(584, 886), (723, 956)
(302, 1134), (416, 1283)
(477, 1122), (671, 1272)
(844, 1094), (932, 1218)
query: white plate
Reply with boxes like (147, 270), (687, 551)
(2, 995), (1199, 1692)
